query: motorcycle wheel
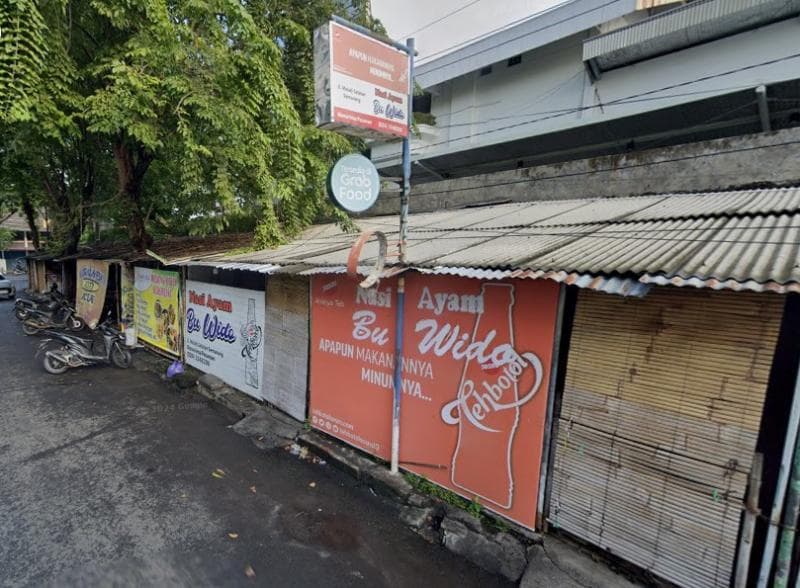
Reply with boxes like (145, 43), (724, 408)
(15, 307), (28, 321)
(111, 344), (132, 369)
(22, 322), (40, 336)
(69, 316), (86, 332)
(43, 353), (69, 375)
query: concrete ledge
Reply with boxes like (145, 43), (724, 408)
(296, 431), (375, 480)
(198, 373), (225, 391)
(442, 518), (528, 582)
(364, 464), (413, 501)
(231, 408), (302, 449)
(521, 536), (644, 588)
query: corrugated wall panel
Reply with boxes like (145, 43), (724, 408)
(550, 287), (783, 588)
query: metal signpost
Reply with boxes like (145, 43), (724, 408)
(315, 16), (414, 476)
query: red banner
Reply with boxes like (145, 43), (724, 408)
(310, 274), (560, 529)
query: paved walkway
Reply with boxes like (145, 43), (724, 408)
(0, 289), (507, 587)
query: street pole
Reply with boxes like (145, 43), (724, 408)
(775, 434), (800, 587)
(758, 367), (800, 586)
(390, 37), (414, 476)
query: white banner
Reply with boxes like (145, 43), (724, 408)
(185, 281), (266, 399)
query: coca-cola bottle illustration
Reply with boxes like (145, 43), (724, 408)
(451, 283), (520, 510)
(242, 298), (263, 389)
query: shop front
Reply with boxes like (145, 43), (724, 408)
(309, 272), (562, 529)
(547, 287), (785, 588)
(263, 275), (310, 421)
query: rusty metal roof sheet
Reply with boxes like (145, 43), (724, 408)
(207, 187), (800, 294)
(53, 233), (254, 264)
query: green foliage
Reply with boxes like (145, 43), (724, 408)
(0, 227), (14, 251)
(0, 0), (49, 122)
(403, 472), (484, 519)
(1, 0), (386, 251)
(403, 471), (514, 533)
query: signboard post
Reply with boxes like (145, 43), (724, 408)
(314, 18), (411, 139)
(315, 17), (415, 476)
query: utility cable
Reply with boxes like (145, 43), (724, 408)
(396, 0), (486, 39)
(406, 52), (800, 155)
(380, 137), (800, 196)
(417, 0), (624, 68)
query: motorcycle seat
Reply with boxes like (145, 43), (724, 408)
(50, 333), (94, 345)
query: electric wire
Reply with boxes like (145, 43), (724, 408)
(383, 137), (800, 197)
(387, 52), (800, 158)
(396, 0), (486, 39)
(416, 0), (624, 67)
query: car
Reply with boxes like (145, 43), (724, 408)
(0, 273), (16, 300)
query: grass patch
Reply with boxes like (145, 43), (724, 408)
(404, 472), (482, 518)
(404, 472), (515, 532)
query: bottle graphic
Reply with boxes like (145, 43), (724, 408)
(242, 298), (262, 389)
(451, 283), (520, 510)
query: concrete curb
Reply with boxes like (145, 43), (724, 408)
(296, 429), (534, 582)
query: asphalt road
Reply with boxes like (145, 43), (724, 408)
(0, 278), (507, 588)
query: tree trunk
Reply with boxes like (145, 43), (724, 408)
(41, 176), (81, 255)
(20, 196), (41, 250)
(113, 140), (153, 251)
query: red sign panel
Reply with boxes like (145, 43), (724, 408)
(310, 274), (560, 528)
(318, 22), (410, 138)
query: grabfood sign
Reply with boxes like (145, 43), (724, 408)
(328, 153), (381, 213)
(314, 21), (410, 139)
(309, 274), (560, 529)
(185, 281), (265, 400)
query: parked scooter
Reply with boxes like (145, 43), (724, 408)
(21, 301), (85, 335)
(15, 285), (66, 321)
(37, 318), (132, 374)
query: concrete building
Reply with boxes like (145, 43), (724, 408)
(371, 0), (800, 185)
(0, 212), (48, 273)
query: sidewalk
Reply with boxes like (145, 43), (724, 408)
(522, 536), (645, 588)
(169, 355), (647, 588)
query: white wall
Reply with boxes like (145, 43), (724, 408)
(371, 18), (800, 168)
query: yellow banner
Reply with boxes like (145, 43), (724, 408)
(134, 267), (181, 355)
(76, 259), (109, 329)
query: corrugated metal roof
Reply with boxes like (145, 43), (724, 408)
(177, 260), (281, 274)
(53, 233), (254, 264)
(201, 187), (800, 294)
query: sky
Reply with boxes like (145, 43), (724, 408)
(371, 0), (568, 63)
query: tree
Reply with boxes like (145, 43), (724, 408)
(0, 228), (14, 254)
(2, 0), (381, 252)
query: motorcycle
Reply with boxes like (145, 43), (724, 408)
(37, 319), (132, 375)
(15, 288), (66, 321)
(21, 301), (85, 335)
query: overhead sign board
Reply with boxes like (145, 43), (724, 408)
(328, 153), (381, 213)
(314, 20), (410, 139)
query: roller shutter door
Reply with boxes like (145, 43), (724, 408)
(549, 288), (783, 588)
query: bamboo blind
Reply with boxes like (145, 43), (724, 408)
(550, 287), (784, 588)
